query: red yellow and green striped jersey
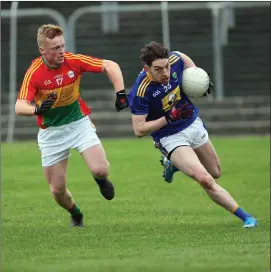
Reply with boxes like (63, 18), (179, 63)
(18, 52), (103, 128)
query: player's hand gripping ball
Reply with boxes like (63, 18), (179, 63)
(182, 67), (213, 98)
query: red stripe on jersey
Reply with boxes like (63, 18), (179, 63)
(37, 115), (47, 129)
(79, 98), (92, 116)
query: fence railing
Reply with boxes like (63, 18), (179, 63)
(67, 2), (210, 54)
(66, 1), (269, 102)
(1, 2), (269, 142)
(1, 5), (69, 142)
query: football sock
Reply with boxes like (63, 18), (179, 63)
(68, 203), (82, 217)
(231, 205), (251, 222)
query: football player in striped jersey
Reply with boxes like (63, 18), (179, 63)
(127, 41), (257, 228)
(15, 24), (129, 227)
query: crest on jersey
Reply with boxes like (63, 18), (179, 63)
(162, 86), (181, 111)
(67, 70), (75, 78)
(172, 72), (177, 80)
(168, 93), (177, 106)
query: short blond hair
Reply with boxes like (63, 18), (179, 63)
(37, 24), (64, 47)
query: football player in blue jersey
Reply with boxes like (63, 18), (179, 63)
(127, 41), (257, 228)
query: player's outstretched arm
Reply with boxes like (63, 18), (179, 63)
(132, 114), (167, 138)
(102, 60), (125, 92)
(102, 60), (129, 111)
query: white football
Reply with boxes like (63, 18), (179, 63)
(182, 67), (210, 98)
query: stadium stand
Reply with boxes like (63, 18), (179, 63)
(1, 3), (269, 141)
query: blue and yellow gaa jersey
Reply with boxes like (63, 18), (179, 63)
(128, 51), (199, 141)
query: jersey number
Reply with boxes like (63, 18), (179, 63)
(56, 78), (63, 86)
(163, 83), (171, 93)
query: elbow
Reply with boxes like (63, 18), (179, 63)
(134, 129), (146, 138)
(103, 60), (119, 73)
(15, 102), (20, 115)
(15, 108), (23, 116)
(107, 60), (118, 67)
(135, 133), (144, 138)
(15, 100), (27, 115)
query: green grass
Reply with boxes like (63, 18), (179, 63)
(1, 136), (270, 272)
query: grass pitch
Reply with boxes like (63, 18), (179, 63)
(1, 136), (270, 272)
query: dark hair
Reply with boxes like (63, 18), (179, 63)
(140, 41), (169, 66)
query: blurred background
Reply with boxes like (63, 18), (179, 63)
(1, 1), (270, 142)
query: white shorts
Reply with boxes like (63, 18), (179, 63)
(37, 116), (101, 167)
(157, 117), (209, 158)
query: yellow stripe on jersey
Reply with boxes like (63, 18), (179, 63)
(19, 58), (42, 99)
(137, 77), (152, 97)
(65, 54), (103, 68)
(65, 54), (99, 63)
(169, 55), (179, 65)
(139, 78), (151, 97)
(78, 55), (102, 66)
(65, 56), (102, 68)
(136, 76), (149, 96)
(77, 54), (103, 66)
(169, 54), (178, 61)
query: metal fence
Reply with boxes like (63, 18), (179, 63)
(1, 1), (270, 142)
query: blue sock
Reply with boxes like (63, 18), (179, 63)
(232, 206), (251, 222)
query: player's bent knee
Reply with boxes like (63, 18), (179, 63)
(195, 172), (215, 190)
(212, 166), (222, 179)
(91, 161), (109, 178)
(50, 187), (66, 197)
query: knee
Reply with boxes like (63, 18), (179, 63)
(50, 186), (66, 197)
(91, 161), (110, 178)
(194, 172), (215, 190)
(212, 165), (222, 179)
(46, 173), (66, 196)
